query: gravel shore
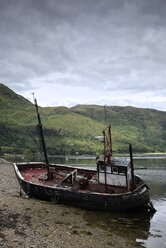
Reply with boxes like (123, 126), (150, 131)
(0, 160), (140, 248)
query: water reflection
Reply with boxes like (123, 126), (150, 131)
(136, 167), (166, 248)
(134, 158), (166, 170)
(49, 155), (96, 167)
(83, 211), (152, 246)
(140, 200), (166, 248)
(136, 169), (166, 199)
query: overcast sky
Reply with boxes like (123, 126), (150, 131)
(0, 0), (166, 111)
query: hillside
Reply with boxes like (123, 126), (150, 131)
(0, 83), (166, 157)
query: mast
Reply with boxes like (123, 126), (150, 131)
(103, 129), (106, 163)
(103, 105), (112, 164)
(108, 125), (112, 157)
(34, 98), (50, 177)
(103, 125), (112, 164)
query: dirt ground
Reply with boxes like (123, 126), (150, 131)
(0, 159), (140, 248)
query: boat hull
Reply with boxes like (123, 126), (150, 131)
(13, 163), (151, 212)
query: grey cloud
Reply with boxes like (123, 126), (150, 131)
(0, 0), (166, 110)
(1, 82), (34, 92)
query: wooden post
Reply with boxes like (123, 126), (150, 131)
(129, 144), (135, 190)
(103, 130), (106, 163)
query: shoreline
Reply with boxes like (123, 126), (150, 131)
(2, 152), (166, 163)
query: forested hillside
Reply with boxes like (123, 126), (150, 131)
(0, 83), (166, 156)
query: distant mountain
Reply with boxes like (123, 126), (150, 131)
(0, 83), (166, 156)
(0, 83), (31, 105)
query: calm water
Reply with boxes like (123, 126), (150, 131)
(49, 156), (166, 248)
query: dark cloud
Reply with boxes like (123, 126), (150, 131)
(0, 0), (166, 110)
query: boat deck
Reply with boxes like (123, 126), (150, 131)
(21, 168), (61, 186)
(20, 167), (131, 194)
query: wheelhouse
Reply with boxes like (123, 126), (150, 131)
(97, 158), (132, 189)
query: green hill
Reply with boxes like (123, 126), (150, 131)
(0, 83), (166, 157)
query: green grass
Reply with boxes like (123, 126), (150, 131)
(0, 83), (166, 155)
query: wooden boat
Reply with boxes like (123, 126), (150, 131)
(13, 99), (156, 213)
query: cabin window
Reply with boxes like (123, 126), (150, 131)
(112, 167), (118, 174)
(106, 166), (111, 173)
(118, 167), (126, 175)
(99, 164), (105, 172)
